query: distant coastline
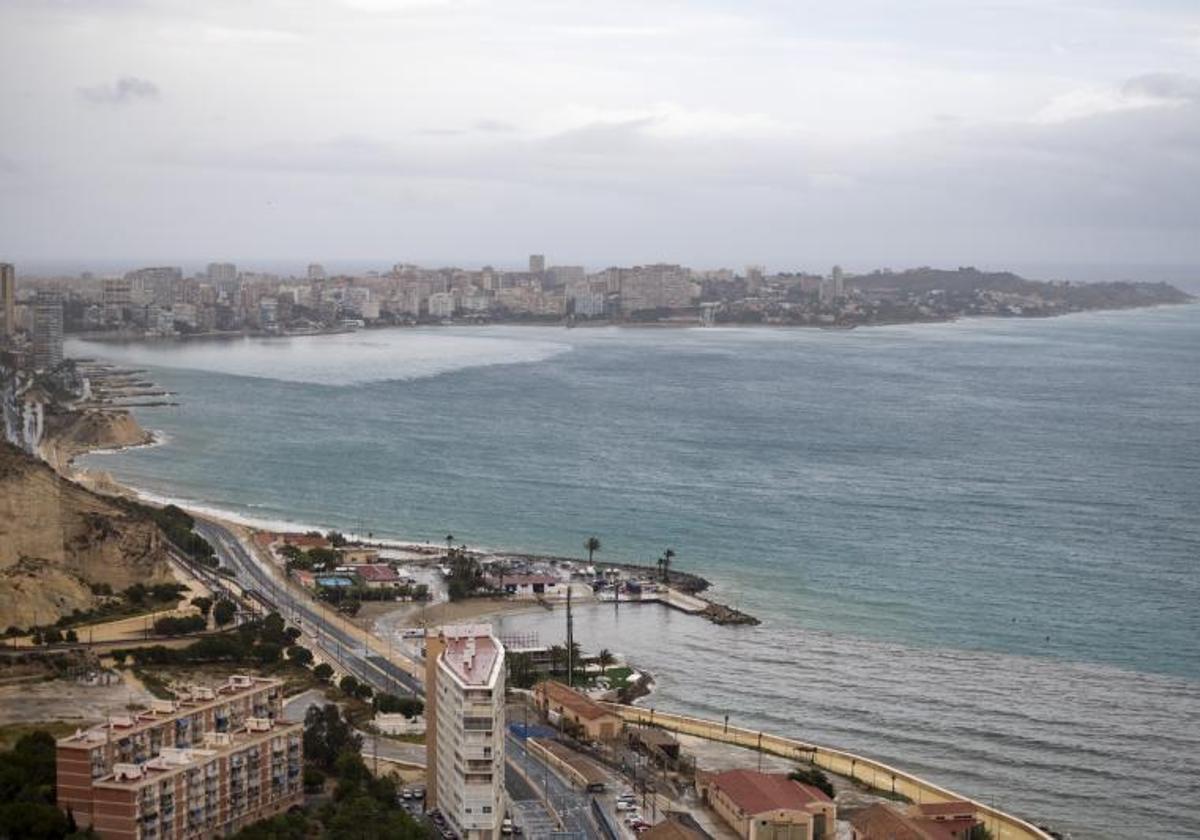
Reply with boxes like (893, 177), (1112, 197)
(65, 294), (1198, 347)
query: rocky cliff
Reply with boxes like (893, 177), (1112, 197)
(0, 442), (172, 629)
(40, 408), (153, 473)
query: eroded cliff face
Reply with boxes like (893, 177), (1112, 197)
(40, 409), (153, 473)
(0, 443), (171, 629)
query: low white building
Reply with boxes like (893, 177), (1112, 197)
(489, 573), (565, 599)
(428, 292), (456, 319)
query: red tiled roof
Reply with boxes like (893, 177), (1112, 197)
(536, 681), (615, 722)
(915, 801), (976, 818)
(709, 770), (831, 815)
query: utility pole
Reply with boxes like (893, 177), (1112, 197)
(566, 586), (574, 688)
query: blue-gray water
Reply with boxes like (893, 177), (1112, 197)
(70, 307), (1200, 839)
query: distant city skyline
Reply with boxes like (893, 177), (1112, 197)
(7, 258), (1200, 292)
(1, 2), (1198, 267)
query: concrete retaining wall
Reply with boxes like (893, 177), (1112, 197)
(603, 704), (1052, 840)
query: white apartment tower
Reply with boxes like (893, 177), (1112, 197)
(32, 291), (64, 371)
(425, 624), (506, 840)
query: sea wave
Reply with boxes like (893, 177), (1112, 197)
(67, 331), (572, 387)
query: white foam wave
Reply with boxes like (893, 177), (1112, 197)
(68, 331), (572, 387)
(120, 483), (444, 553)
(76, 429), (168, 458)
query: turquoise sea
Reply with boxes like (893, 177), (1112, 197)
(70, 306), (1200, 839)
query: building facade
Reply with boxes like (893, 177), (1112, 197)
(57, 675), (289, 836)
(32, 290), (64, 371)
(87, 719), (302, 840)
(849, 801), (980, 840)
(0, 262), (14, 340)
(533, 680), (622, 741)
(698, 769), (836, 840)
(425, 624), (506, 840)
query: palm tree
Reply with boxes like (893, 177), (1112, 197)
(661, 548), (676, 583)
(597, 648), (615, 673)
(548, 644), (567, 676)
(445, 534), (454, 553)
(584, 536), (601, 564)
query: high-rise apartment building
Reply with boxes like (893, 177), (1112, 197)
(619, 264), (694, 314)
(206, 262), (238, 288)
(307, 263), (327, 281)
(32, 290), (64, 371)
(127, 267), (182, 307)
(745, 265), (765, 295)
(0, 262), (15, 340)
(819, 265), (845, 305)
(528, 254), (545, 275)
(56, 676), (297, 838)
(425, 624), (506, 840)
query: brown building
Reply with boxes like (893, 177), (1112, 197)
(641, 816), (711, 840)
(697, 769), (836, 840)
(850, 801), (980, 840)
(533, 680), (622, 741)
(0, 262), (15, 340)
(56, 675), (290, 836)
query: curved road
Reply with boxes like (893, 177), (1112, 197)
(194, 518), (423, 696)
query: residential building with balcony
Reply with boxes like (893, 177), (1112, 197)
(56, 675), (285, 833)
(425, 624), (506, 840)
(88, 718), (302, 840)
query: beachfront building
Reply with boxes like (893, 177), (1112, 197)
(533, 680), (623, 741)
(850, 801), (981, 840)
(56, 676), (295, 837)
(490, 572), (565, 599)
(356, 563), (402, 589)
(425, 624), (506, 840)
(697, 769), (836, 840)
(338, 546), (380, 565)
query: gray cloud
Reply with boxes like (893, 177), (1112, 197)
(473, 119), (515, 133)
(79, 75), (160, 105)
(1121, 73), (1200, 104)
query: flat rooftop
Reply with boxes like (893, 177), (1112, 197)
(57, 676), (282, 750)
(92, 719), (302, 791)
(439, 624), (502, 687)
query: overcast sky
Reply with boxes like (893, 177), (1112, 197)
(1, 0), (1198, 274)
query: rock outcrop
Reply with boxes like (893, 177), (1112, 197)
(40, 408), (153, 473)
(0, 442), (171, 629)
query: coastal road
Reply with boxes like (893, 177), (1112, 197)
(507, 733), (598, 840)
(194, 518), (423, 696)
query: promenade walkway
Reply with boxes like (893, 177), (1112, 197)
(603, 705), (1053, 840)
